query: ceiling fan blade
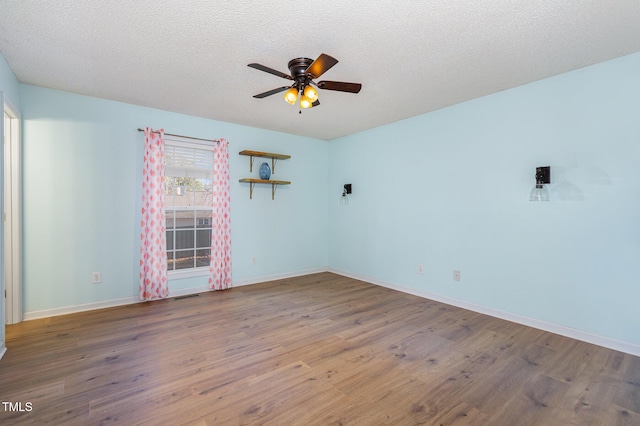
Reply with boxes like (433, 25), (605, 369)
(311, 100), (320, 108)
(317, 81), (362, 93)
(253, 86), (291, 98)
(248, 63), (293, 80)
(305, 53), (338, 79)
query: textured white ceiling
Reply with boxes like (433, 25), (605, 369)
(1, 1), (640, 140)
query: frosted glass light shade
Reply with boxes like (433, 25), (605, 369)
(303, 85), (318, 102)
(283, 88), (298, 105)
(529, 184), (549, 202)
(300, 95), (313, 109)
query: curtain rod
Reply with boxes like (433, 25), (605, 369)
(137, 128), (220, 144)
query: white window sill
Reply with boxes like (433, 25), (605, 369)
(168, 267), (209, 280)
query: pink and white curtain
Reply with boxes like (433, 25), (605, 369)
(209, 138), (232, 290)
(139, 127), (169, 300)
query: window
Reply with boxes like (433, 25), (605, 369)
(164, 136), (214, 274)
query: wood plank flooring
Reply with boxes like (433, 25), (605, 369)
(1, 272), (638, 425)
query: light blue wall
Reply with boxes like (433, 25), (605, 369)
(0, 52), (20, 110)
(328, 52), (640, 347)
(20, 85), (328, 313)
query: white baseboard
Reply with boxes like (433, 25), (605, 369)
(0, 345), (6, 360)
(329, 268), (640, 357)
(232, 268), (327, 287)
(23, 296), (139, 321)
(22, 267), (328, 321)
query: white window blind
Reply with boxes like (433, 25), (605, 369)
(164, 143), (213, 179)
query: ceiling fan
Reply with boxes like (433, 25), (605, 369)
(248, 53), (362, 111)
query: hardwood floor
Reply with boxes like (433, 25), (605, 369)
(1, 272), (638, 425)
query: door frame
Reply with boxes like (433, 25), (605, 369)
(3, 93), (22, 325)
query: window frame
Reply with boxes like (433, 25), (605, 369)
(163, 135), (215, 279)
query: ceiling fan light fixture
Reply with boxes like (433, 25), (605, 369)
(303, 85), (318, 102)
(283, 87), (298, 105)
(300, 95), (313, 109)
(249, 53), (361, 111)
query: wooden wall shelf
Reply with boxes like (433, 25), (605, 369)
(239, 150), (291, 173)
(239, 150), (291, 200)
(239, 178), (291, 200)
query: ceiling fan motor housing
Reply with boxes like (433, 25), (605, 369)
(288, 58), (315, 90)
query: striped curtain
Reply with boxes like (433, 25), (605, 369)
(139, 127), (169, 300)
(209, 138), (232, 290)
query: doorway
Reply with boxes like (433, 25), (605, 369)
(4, 97), (21, 325)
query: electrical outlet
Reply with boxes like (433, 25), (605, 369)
(417, 263), (424, 274)
(92, 272), (102, 284)
(252, 256), (257, 265)
(453, 270), (461, 281)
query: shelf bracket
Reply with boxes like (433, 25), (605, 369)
(244, 182), (277, 200)
(249, 155), (255, 172)
(272, 158), (277, 174)
(239, 178), (289, 200)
